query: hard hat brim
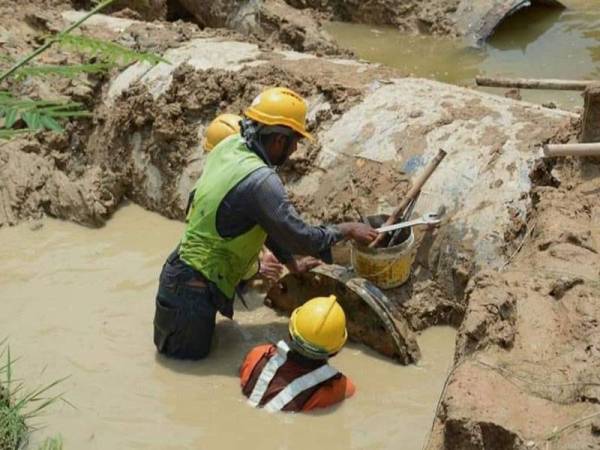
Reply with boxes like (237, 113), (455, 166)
(297, 128), (314, 142)
(244, 108), (314, 142)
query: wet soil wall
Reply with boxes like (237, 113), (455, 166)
(2, 3), (600, 449)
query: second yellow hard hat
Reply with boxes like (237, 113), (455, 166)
(203, 113), (242, 152)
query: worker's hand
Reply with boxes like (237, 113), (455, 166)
(259, 250), (284, 282)
(286, 256), (321, 274)
(338, 222), (378, 244)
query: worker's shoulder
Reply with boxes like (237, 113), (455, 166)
(252, 343), (275, 353)
(302, 372), (355, 411)
(244, 343), (275, 361)
(322, 371), (355, 396)
(241, 166), (283, 194)
(240, 344), (275, 384)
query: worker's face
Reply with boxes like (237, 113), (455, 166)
(267, 134), (300, 166)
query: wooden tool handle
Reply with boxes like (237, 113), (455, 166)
(369, 149), (447, 248)
(543, 143), (600, 157)
(475, 76), (592, 91)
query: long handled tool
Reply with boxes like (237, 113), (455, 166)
(370, 149), (447, 248)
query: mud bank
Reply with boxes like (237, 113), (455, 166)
(286, 0), (460, 35)
(426, 154), (600, 450)
(173, 0), (346, 55)
(284, 0), (565, 44)
(71, 0), (566, 47)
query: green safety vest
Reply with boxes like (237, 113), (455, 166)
(179, 134), (268, 299)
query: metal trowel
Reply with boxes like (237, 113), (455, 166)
(376, 212), (442, 234)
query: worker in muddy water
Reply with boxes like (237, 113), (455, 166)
(240, 295), (355, 412)
(154, 87), (377, 360)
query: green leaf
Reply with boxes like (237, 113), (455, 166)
(40, 115), (63, 132)
(7, 346), (12, 390)
(0, 92), (89, 136)
(0, 129), (26, 139)
(47, 110), (91, 118)
(22, 111), (42, 130)
(38, 102), (85, 113)
(4, 108), (18, 128)
(57, 34), (168, 66)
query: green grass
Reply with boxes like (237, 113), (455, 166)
(0, 344), (66, 450)
(36, 435), (63, 450)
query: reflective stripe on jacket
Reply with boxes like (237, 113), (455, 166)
(240, 341), (356, 412)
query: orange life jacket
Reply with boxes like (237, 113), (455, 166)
(240, 341), (355, 412)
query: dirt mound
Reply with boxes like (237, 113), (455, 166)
(1, 0), (400, 228)
(284, 0), (460, 35)
(0, 131), (125, 227)
(427, 124), (600, 449)
(88, 62), (330, 220)
(72, 0), (168, 21)
(173, 0), (349, 55)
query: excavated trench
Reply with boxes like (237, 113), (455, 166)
(0, 205), (456, 450)
(1, 1), (600, 449)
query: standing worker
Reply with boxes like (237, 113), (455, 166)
(240, 295), (354, 412)
(153, 87), (377, 360)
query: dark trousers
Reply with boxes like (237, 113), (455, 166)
(153, 251), (218, 360)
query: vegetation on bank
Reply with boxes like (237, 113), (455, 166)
(0, 0), (165, 140)
(0, 343), (64, 450)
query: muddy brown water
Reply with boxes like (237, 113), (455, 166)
(0, 204), (455, 449)
(326, 0), (600, 110)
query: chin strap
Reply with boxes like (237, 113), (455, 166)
(241, 119), (297, 167)
(241, 119), (274, 167)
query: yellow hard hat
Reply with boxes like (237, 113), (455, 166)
(203, 113), (242, 152)
(289, 295), (347, 357)
(244, 87), (313, 141)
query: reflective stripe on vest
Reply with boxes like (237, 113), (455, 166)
(263, 364), (338, 412)
(247, 340), (339, 412)
(247, 340), (290, 407)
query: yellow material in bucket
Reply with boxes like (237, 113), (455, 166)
(351, 228), (416, 289)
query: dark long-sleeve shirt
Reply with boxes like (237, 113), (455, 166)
(215, 166), (343, 263)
